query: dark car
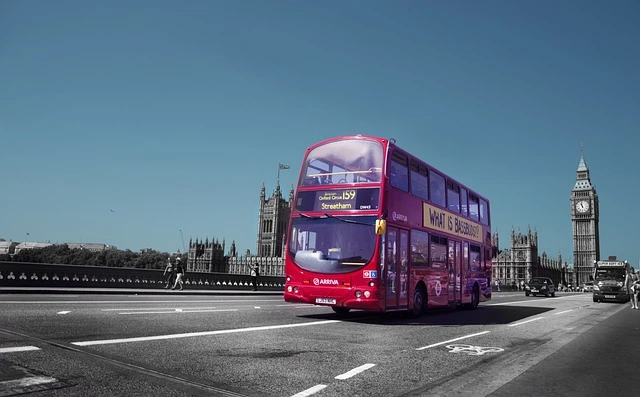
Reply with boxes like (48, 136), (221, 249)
(525, 277), (556, 297)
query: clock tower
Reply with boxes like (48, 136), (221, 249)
(570, 149), (600, 286)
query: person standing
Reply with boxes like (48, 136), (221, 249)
(163, 257), (174, 289)
(172, 257), (184, 291)
(251, 262), (259, 291)
(624, 267), (639, 309)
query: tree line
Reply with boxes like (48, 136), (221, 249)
(0, 244), (173, 269)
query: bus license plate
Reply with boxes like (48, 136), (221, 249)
(315, 298), (336, 305)
(605, 295), (615, 299)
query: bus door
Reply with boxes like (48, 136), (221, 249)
(448, 240), (462, 305)
(385, 227), (409, 309)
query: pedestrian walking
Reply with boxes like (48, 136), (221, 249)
(172, 257), (184, 291)
(494, 279), (500, 292)
(163, 257), (174, 289)
(251, 262), (259, 291)
(624, 267), (639, 309)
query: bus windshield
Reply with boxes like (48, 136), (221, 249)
(595, 269), (625, 281)
(300, 138), (384, 186)
(288, 215), (377, 274)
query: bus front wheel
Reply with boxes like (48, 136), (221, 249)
(410, 286), (427, 317)
(465, 285), (479, 310)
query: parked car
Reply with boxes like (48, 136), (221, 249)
(582, 282), (594, 293)
(525, 277), (556, 297)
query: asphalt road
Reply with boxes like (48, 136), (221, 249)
(0, 290), (637, 396)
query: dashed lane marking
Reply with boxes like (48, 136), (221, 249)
(290, 384), (327, 397)
(118, 309), (238, 315)
(555, 309), (573, 315)
(57, 311), (70, 315)
(335, 364), (376, 380)
(71, 319), (341, 346)
(0, 346), (40, 354)
(508, 317), (545, 327)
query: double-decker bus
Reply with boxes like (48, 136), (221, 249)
(284, 135), (492, 315)
(592, 257), (631, 303)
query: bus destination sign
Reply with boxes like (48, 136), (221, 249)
(295, 188), (380, 212)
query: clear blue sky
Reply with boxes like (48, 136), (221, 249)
(1, 1), (638, 265)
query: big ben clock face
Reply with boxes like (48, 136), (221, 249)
(576, 200), (590, 213)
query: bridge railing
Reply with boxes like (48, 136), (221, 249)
(0, 261), (285, 291)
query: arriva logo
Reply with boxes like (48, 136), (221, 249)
(313, 278), (339, 286)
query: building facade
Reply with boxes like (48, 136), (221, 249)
(256, 182), (294, 258)
(185, 237), (233, 273)
(570, 150), (600, 286)
(492, 226), (569, 288)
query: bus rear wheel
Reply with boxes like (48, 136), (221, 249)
(332, 306), (351, 315)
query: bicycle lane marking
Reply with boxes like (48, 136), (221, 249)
(415, 331), (491, 350)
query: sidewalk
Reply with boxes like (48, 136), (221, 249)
(0, 287), (284, 296)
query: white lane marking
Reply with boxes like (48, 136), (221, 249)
(335, 363), (376, 380)
(72, 319), (340, 346)
(102, 306), (219, 311)
(508, 317), (545, 327)
(0, 346), (41, 353)
(555, 309), (573, 315)
(119, 309), (238, 315)
(488, 295), (574, 306)
(0, 375), (58, 388)
(416, 331), (491, 351)
(290, 384), (327, 397)
(254, 306), (261, 309)
(0, 299), (281, 304)
(57, 311), (71, 315)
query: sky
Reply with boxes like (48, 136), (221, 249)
(1, 1), (638, 265)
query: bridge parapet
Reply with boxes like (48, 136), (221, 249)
(0, 261), (285, 290)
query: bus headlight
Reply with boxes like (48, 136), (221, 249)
(287, 286), (293, 293)
(364, 290), (371, 298)
(355, 290), (362, 298)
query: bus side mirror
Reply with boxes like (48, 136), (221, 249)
(375, 219), (387, 235)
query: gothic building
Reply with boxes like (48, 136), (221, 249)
(570, 150), (600, 285)
(185, 237), (235, 273)
(256, 182), (294, 258)
(491, 226), (568, 288)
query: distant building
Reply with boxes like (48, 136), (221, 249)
(185, 237), (230, 273)
(14, 242), (53, 254)
(491, 226), (570, 288)
(257, 182), (294, 258)
(0, 241), (18, 255)
(66, 243), (115, 252)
